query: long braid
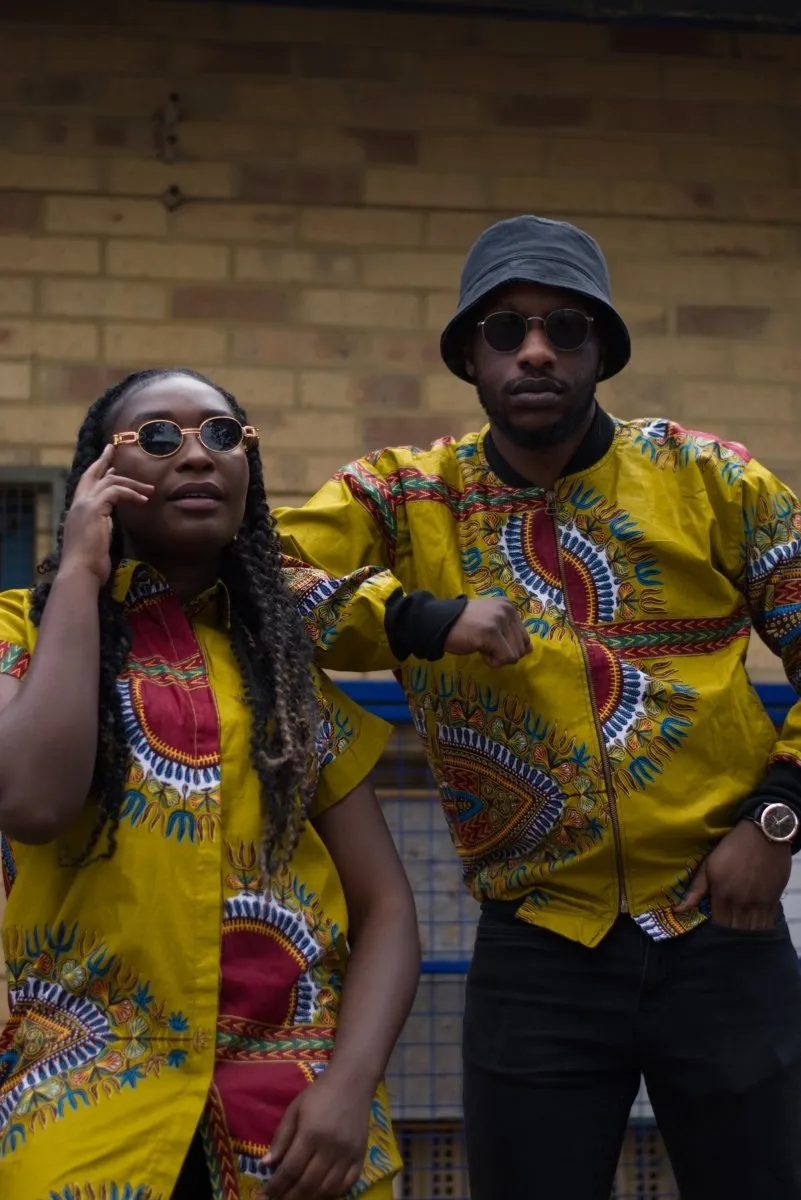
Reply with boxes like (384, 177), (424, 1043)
(217, 388), (318, 873)
(31, 368), (319, 870)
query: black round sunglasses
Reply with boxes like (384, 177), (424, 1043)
(112, 416), (259, 459)
(478, 308), (595, 355)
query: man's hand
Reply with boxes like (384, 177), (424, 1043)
(675, 820), (791, 930)
(444, 598), (532, 668)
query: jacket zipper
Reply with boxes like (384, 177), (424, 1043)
(546, 491), (629, 914)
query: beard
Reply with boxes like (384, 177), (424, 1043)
(476, 378), (597, 450)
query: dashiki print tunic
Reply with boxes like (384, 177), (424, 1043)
(0, 560), (400, 1200)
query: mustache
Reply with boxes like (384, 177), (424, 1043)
(504, 375), (566, 397)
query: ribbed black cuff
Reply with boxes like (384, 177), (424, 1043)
(384, 587), (468, 662)
(734, 759), (801, 854)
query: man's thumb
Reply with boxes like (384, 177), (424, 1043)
(674, 863), (709, 913)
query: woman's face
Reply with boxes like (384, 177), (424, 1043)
(105, 375), (251, 565)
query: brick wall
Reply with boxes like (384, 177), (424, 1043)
(2, 3), (801, 1009)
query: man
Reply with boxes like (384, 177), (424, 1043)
(277, 216), (801, 1200)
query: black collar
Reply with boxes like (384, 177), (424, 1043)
(484, 404), (615, 488)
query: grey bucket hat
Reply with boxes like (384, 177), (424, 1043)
(440, 215), (631, 383)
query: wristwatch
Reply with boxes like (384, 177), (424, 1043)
(748, 802), (800, 844)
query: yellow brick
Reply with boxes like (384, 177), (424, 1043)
(39, 447), (74, 468)
(425, 293), (458, 332)
(104, 323), (227, 365)
(107, 159), (234, 200)
(0, 321), (98, 361)
(0, 445), (37, 466)
(420, 133), (546, 174)
(630, 337), (734, 379)
(663, 61), (780, 105)
(46, 197), (167, 237)
(347, 85), (484, 133)
(609, 181), (727, 220)
(670, 222), (796, 259)
(670, 381), (795, 424)
(489, 175), (604, 213)
(260, 452), (306, 495)
(603, 375), (669, 421)
(363, 252), (464, 290)
(365, 169), (485, 210)
(0, 278), (34, 315)
(479, 18), (609, 56)
(248, 409), (358, 452)
(303, 451), (358, 494)
(181, 121), (295, 162)
(663, 141), (789, 184)
(545, 137), (663, 178)
(0, 152), (99, 192)
(235, 81), (351, 126)
(0, 361), (31, 400)
(213, 368), (295, 410)
(300, 207), (422, 248)
(0, 404), (86, 445)
(739, 187), (801, 224)
(579, 217), (671, 258)
(614, 259), (735, 304)
(41, 280), (167, 320)
(732, 345), (801, 385)
(298, 371), (353, 411)
(234, 248), (357, 285)
(297, 129), (365, 167)
(301, 289), (420, 330)
(424, 373), (476, 414)
(425, 212), (499, 250)
(107, 239), (229, 281)
(41, 31), (166, 73)
(0, 235), (99, 274)
(615, 302), (669, 337)
(0, 28), (41, 71)
(702, 420), (801, 467)
(171, 203), (295, 243)
(730, 262), (801, 303)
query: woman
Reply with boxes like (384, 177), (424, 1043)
(0, 368), (420, 1200)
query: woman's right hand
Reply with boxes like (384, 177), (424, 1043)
(60, 444), (153, 585)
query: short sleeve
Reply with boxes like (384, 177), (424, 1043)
(0, 589), (33, 680)
(310, 667), (392, 818)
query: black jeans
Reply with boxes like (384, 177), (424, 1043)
(171, 1130), (213, 1200)
(463, 907), (801, 1200)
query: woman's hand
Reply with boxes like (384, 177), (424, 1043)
(61, 444), (153, 585)
(260, 1069), (373, 1199)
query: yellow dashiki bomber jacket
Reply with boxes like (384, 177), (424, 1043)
(0, 560), (401, 1200)
(277, 410), (801, 949)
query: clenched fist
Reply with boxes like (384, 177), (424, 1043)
(444, 597), (532, 668)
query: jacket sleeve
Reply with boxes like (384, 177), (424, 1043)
(275, 457), (467, 669)
(309, 666), (393, 818)
(733, 458), (801, 842)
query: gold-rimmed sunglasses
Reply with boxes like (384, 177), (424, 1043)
(112, 416), (259, 459)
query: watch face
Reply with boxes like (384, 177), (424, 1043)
(762, 804), (799, 843)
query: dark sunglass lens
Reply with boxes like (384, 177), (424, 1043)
(200, 416), (243, 452)
(482, 312), (529, 353)
(545, 309), (590, 351)
(139, 421), (182, 457)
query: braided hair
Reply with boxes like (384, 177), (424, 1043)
(31, 368), (319, 873)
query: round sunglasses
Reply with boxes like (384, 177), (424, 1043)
(112, 416), (259, 459)
(478, 308), (595, 355)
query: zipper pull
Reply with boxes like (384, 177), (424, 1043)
(544, 491), (557, 516)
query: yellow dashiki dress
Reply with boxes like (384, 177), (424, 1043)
(0, 560), (400, 1200)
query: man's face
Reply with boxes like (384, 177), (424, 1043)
(465, 283), (603, 450)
